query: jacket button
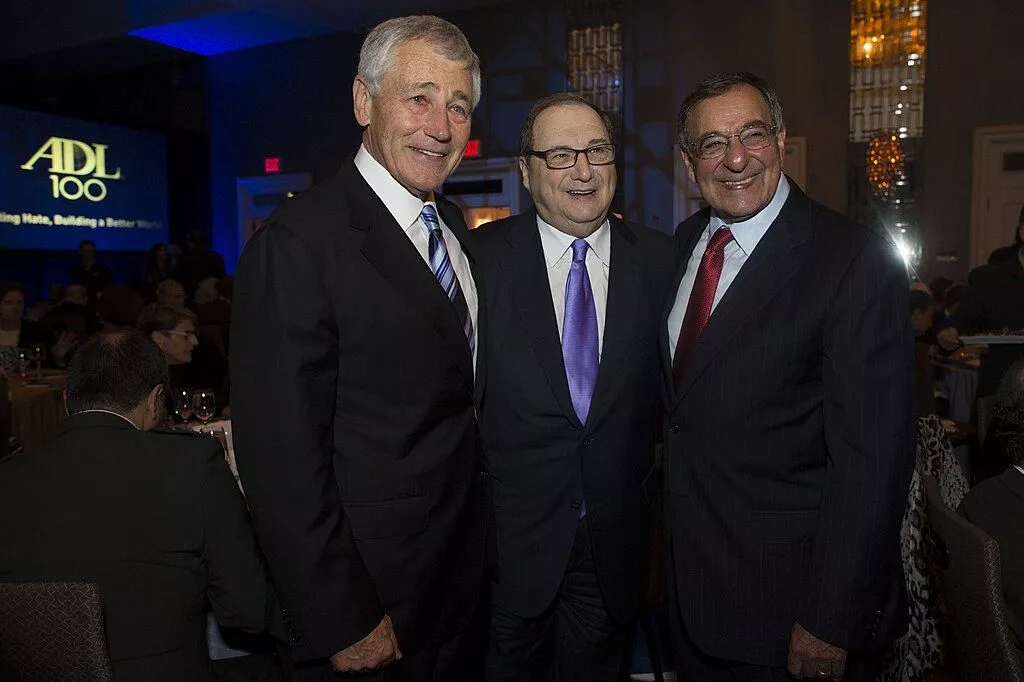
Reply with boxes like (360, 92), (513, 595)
(570, 500), (581, 512)
(669, 423), (680, 434)
(582, 437), (593, 448)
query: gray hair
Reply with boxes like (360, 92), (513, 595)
(358, 15), (481, 109)
(677, 71), (786, 156)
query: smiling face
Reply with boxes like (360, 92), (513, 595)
(520, 103), (616, 238)
(353, 38), (473, 200)
(682, 83), (786, 224)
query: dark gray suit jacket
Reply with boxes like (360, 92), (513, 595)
(661, 180), (915, 666)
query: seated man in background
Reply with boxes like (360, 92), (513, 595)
(97, 284), (145, 331)
(960, 359), (1024, 652)
(0, 330), (272, 680)
(938, 244), (1024, 397)
(157, 278), (188, 310)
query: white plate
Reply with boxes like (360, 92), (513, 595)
(959, 335), (1024, 345)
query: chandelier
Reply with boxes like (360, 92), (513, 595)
(866, 131), (906, 200)
(850, 0), (926, 68)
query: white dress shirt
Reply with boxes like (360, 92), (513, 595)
(537, 216), (611, 357)
(668, 175), (790, 361)
(355, 145), (479, 369)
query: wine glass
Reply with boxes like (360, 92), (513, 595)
(193, 389), (216, 425)
(28, 343), (45, 382)
(16, 350), (28, 380)
(173, 388), (194, 424)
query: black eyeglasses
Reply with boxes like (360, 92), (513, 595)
(688, 125), (778, 160)
(525, 144), (617, 170)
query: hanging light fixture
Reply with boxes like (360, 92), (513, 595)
(866, 130), (906, 200)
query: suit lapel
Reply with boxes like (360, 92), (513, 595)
(672, 183), (814, 407)
(659, 213), (707, 402)
(341, 163), (473, 380)
(586, 218), (642, 428)
(503, 211), (582, 429)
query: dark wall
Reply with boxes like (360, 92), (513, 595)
(624, 0), (850, 233)
(206, 29), (363, 269)
(922, 0), (1024, 280)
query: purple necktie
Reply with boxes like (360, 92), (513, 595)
(563, 238), (599, 424)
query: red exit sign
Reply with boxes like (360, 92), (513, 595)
(264, 157), (280, 173)
(464, 139), (481, 158)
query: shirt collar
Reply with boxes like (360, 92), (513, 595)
(71, 409), (140, 430)
(354, 145), (430, 234)
(536, 214), (611, 270)
(708, 174), (790, 256)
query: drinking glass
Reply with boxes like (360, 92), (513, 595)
(173, 388), (194, 424)
(28, 343), (45, 382)
(193, 389), (216, 425)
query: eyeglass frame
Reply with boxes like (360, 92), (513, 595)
(685, 124), (780, 160)
(524, 143), (617, 170)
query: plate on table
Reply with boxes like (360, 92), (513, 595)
(960, 335), (1024, 345)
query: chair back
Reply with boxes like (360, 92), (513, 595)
(923, 474), (1024, 681)
(0, 581), (113, 681)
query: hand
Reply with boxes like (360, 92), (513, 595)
(936, 326), (960, 351)
(51, 331), (79, 366)
(787, 622), (847, 680)
(329, 614), (402, 674)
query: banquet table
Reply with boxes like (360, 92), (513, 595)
(7, 369), (67, 452)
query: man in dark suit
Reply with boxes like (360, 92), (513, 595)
(231, 15), (487, 681)
(0, 330), (271, 681)
(475, 93), (674, 681)
(70, 239), (113, 300)
(937, 253), (1024, 398)
(662, 72), (914, 680)
(176, 231), (227, 302)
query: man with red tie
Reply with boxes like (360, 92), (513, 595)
(661, 72), (915, 681)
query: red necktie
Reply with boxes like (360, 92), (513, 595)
(672, 227), (734, 387)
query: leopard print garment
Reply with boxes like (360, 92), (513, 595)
(882, 415), (970, 681)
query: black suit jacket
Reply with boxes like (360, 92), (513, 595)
(960, 466), (1024, 652)
(231, 158), (488, 662)
(950, 257), (1024, 397)
(473, 211), (674, 624)
(660, 181), (915, 666)
(0, 412), (269, 681)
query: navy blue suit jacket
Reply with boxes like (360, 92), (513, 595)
(474, 211), (674, 625)
(661, 180), (915, 665)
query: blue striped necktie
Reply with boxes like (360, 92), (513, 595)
(421, 204), (475, 353)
